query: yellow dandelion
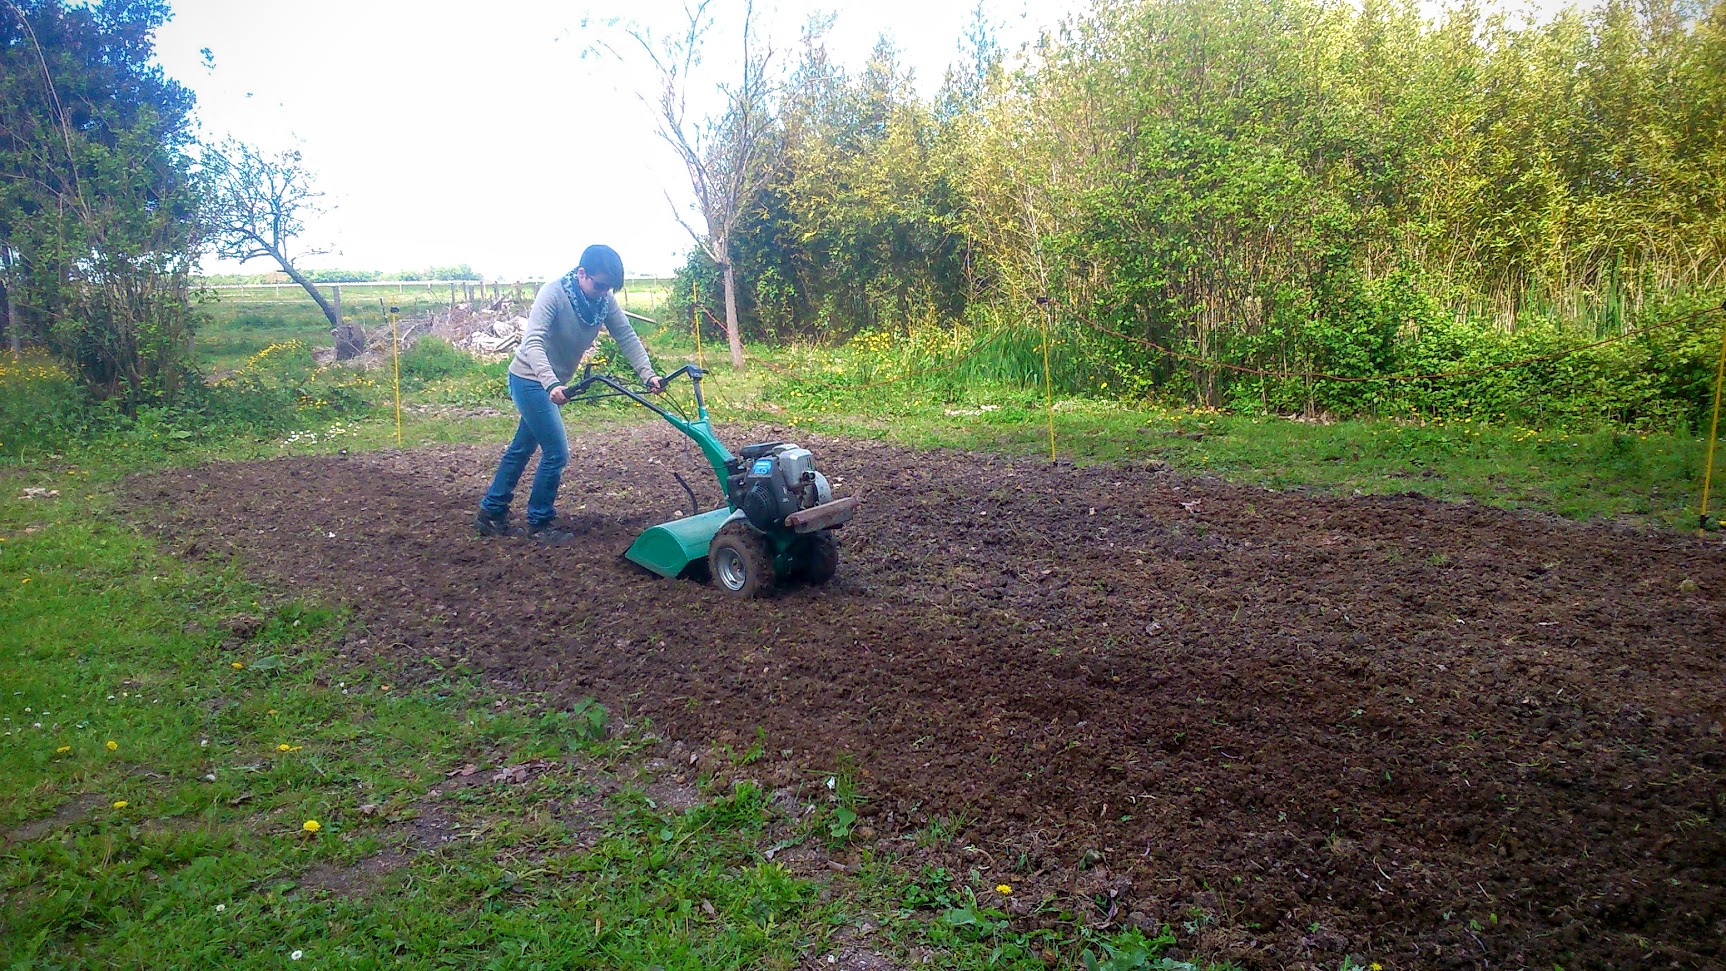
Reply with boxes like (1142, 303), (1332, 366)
(55, 745), (71, 754)
(231, 661), (244, 670)
(113, 800), (128, 809)
(996, 884), (1012, 894)
(302, 819), (321, 833)
(277, 744), (292, 752)
(105, 740), (118, 751)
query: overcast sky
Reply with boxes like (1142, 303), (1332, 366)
(154, 0), (1089, 280)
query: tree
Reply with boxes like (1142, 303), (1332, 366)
(1, 0), (202, 403)
(201, 139), (365, 359)
(618, 0), (781, 368)
(771, 36), (974, 333)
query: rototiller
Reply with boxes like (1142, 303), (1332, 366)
(564, 363), (857, 597)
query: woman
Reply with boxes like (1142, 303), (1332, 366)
(475, 244), (664, 545)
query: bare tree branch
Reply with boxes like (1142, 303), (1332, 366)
(605, 0), (782, 368)
(200, 139), (364, 358)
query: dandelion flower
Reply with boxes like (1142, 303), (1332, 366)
(215, 904), (226, 912)
(277, 744), (292, 752)
(290, 950), (303, 961)
(113, 800), (128, 809)
(302, 820), (321, 833)
(231, 661), (244, 670)
(996, 884), (1012, 894)
(106, 740), (118, 751)
(55, 745), (70, 754)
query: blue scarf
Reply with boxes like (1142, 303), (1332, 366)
(559, 269), (607, 327)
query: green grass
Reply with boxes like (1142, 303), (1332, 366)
(787, 395), (1714, 525)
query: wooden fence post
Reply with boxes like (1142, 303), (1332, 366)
(331, 285), (365, 360)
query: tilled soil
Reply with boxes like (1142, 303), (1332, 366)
(123, 424), (1726, 970)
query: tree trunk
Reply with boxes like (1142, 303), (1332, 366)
(723, 258), (745, 369)
(332, 286), (364, 359)
(279, 261), (364, 359)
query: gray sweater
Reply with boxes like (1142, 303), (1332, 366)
(508, 279), (655, 391)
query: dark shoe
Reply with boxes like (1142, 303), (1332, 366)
(474, 509), (514, 537)
(523, 521), (575, 545)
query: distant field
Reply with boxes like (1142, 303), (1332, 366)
(193, 279), (677, 372)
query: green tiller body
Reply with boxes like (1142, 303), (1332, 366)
(565, 364), (857, 597)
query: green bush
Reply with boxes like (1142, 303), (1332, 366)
(1377, 307), (1714, 431)
(399, 337), (481, 384)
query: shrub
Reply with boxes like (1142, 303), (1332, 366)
(399, 337), (483, 384)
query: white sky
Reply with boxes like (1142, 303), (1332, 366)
(155, 0), (1089, 280)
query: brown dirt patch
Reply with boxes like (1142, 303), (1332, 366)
(121, 423), (1726, 969)
(4, 795), (101, 844)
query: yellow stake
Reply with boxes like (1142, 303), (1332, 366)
(389, 305), (403, 448)
(691, 277), (705, 372)
(1040, 299), (1056, 462)
(1699, 305), (1726, 533)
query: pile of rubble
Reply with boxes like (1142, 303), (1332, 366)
(307, 292), (660, 370)
(459, 316), (526, 357)
(422, 297), (531, 360)
(308, 299), (529, 368)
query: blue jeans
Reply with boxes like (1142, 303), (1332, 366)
(480, 373), (569, 526)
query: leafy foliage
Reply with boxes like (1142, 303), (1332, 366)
(0, 0), (201, 407)
(698, 0), (1726, 425)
